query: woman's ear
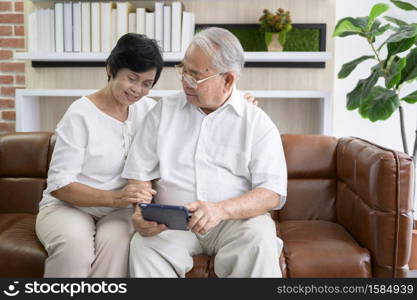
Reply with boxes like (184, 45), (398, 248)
(223, 72), (237, 92)
(106, 66), (112, 82)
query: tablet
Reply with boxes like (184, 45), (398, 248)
(138, 203), (190, 231)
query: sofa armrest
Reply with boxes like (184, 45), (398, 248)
(336, 137), (414, 277)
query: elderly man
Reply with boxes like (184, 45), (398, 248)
(122, 27), (287, 277)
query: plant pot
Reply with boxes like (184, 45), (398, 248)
(265, 32), (283, 52)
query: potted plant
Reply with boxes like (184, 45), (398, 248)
(259, 8), (292, 51)
(333, 0), (417, 157)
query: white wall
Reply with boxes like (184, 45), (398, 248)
(334, 0), (417, 214)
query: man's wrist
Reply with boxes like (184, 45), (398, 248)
(216, 201), (230, 221)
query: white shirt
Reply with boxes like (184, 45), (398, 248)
(39, 96), (156, 218)
(122, 88), (287, 209)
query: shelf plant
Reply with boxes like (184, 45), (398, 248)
(259, 8), (292, 51)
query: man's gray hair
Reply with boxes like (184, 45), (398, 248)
(190, 27), (245, 76)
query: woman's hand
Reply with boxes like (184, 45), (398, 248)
(243, 92), (258, 106)
(132, 206), (167, 236)
(111, 183), (156, 208)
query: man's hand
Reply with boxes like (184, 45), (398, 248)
(243, 92), (258, 106)
(111, 183), (156, 208)
(132, 206), (167, 236)
(185, 201), (225, 234)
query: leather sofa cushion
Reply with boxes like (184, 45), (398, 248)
(0, 178), (46, 214)
(280, 220), (372, 277)
(0, 213), (46, 277)
(279, 179), (337, 222)
(0, 133), (52, 178)
(282, 134), (337, 179)
(187, 255), (212, 278)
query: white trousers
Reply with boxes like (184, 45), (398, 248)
(129, 213), (283, 278)
(35, 203), (134, 277)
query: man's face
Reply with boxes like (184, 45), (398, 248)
(109, 68), (156, 106)
(181, 45), (231, 113)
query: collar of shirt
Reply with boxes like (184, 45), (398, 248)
(179, 85), (244, 117)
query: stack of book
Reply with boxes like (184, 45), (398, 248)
(27, 1), (195, 53)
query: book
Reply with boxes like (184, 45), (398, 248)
(163, 5), (171, 52)
(181, 12), (195, 52)
(81, 1), (91, 52)
(36, 9), (43, 52)
(42, 9), (50, 52)
(28, 12), (37, 52)
(111, 8), (117, 47)
(63, 2), (73, 52)
(117, 2), (135, 39)
(171, 1), (182, 52)
(44, 9), (51, 52)
(154, 2), (164, 48)
(73, 2), (82, 52)
(145, 12), (155, 39)
(100, 2), (113, 52)
(49, 8), (55, 52)
(128, 13), (136, 33)
(136, 8), (146, 35)
(54, 3), (64, 52)
(91, 2), (100, 52)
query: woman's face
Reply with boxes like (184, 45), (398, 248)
(109, 68), (157, 106)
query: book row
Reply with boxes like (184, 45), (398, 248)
(28, 1), (195, 53)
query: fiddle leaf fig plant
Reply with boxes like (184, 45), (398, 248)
(333, 0), (417, 155)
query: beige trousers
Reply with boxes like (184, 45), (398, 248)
(35, 203), (134, 277)
(129, 213), (283, 278)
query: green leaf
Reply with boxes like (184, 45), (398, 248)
(402, 90), (417, 103)
(384, 16), (408, 26)
(384, 24), (417, 44)
(359, 86), (400, 121)
(351, 16), (369, 30)
(278, 31), (287, 45)
(369, 23), (391, 37)
(400, 47), (417, 83)
(384, 25), (417, 57)
(387, 35), (417, 58)
(333, 17), (363, 37)
(346, 68), (381, 110)
(390, 0), (417, 11)
(385, 56), (407, 88)
(338, 55), (375, 79)
(368, 3), (390, 28)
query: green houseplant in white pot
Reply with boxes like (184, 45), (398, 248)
(333, 0), (417, 156)
(259, 8), (292, 51)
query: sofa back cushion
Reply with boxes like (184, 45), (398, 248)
(276, 134), (338, 222)
(1, 132), (339, 218)
(0, 132), (52, 214)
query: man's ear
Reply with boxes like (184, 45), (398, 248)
(223, 72), (237, 92)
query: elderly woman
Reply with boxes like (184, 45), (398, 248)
(35, 33), (161, 277)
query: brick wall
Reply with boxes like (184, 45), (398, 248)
(0, 0), (24, 134)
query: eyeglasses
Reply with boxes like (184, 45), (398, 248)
(175, 64), (224, 89)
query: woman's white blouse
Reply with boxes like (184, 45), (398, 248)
(39, 96), (156, 218)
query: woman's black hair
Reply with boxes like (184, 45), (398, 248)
(105, 33), (164, 87)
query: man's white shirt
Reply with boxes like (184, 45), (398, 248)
(122, 87), (287, 208)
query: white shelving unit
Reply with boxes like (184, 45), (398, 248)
(15, 89), (332, 135)
(14, 51), (332, 63)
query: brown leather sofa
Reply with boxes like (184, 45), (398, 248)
(0, 132), (414, 277)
